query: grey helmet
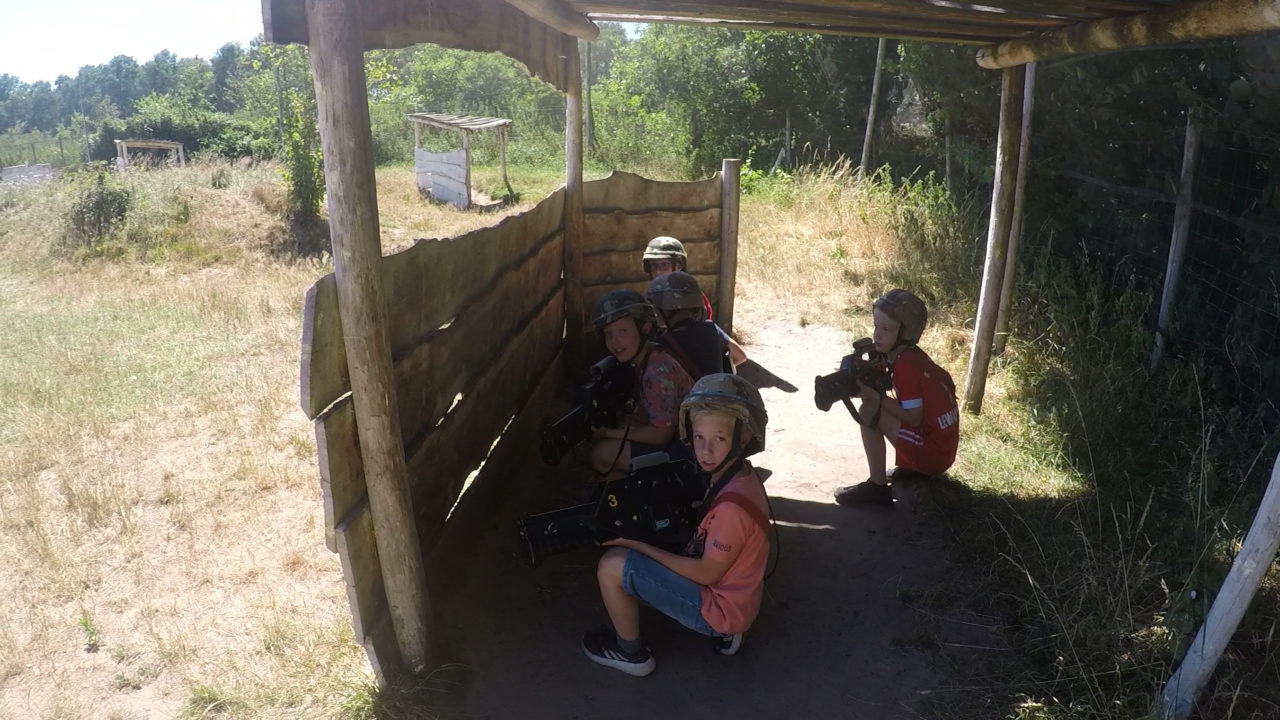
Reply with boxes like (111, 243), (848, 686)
(679, 373), (768, 456)
(873, 289), (928, 345)
(647, 271), (707, 323)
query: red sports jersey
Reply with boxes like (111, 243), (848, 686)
(889, 348), (959, 476)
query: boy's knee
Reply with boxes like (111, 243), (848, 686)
(597, 547), (628, 584)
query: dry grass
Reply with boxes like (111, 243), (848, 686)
(0, 160), (544, 719)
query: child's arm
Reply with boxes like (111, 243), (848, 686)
(596, 421), (676, 447)
(602, 536), (738, 587)
(858, 380), (924, 427)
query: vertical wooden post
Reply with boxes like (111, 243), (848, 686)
(499, 125), (508, 190)
(461, 129), (472, 209)
(564, 37), (586, 366)
(993, 62), (1036, 356)
(719, 158), (741, 337)
(1158, 449), (1280, 720)
(962, 64), (1025, 415)
(177, 144), (186, 167)
(859, 37), (887, 178)
(1150, 110), (1201, 372)
(584, 42), (595, 153)
(307, 0), (431, 675)
(944, 115), (953, 193)
(784, 107), (792, 168)
(413, 121), (421, 150)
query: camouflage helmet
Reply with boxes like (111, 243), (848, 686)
(874, 289), (928, 345)
(646, 271), (707, 321)
(642, 236), (688, 273)
(593, 289), (660, 331)
(679, 373), (768, 456)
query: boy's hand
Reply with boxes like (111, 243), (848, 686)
(856, 379), (880, 403)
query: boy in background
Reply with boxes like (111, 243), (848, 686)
(646, 271), (731, 379)
(834, 289), (959, 508)
(642, 236), (747, 368)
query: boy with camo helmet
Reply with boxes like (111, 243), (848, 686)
(646, 271), (731, 378)
(583, 373), (771, 676)
(642, 236), (748, 367)
(587, 289), (694, 475)
(834, 289), (960, 508)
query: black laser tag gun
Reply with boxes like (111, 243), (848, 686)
(814, 337), (892, 420)
(517, 453), (708, 564)
(539, 355), (636, 465)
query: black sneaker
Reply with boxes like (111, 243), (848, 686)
(834, 480), (894, 507)
(581, 629), (656, 677)
(713, 632), (744, 656)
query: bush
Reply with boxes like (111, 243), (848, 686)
(62, 168), (132, 248)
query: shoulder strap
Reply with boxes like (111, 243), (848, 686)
(710, 492), (773, 538)
(651, 332), (703, 380)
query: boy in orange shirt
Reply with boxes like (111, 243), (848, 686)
(583, 374), (772, 676)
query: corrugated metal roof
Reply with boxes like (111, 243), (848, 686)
(407, 113), (514, 131)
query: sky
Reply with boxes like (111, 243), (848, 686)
(0, 0), (266, 84)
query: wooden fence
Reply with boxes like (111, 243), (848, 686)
(299, 166), (737, 678)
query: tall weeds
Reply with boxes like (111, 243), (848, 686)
(746, 162), (1280, 719)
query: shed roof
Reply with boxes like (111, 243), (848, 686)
(264, 0), (1280, 86)
(408, 113), (514, 132)
(564, 0), (1180, 45)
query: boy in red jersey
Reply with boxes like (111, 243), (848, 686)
(834, 289), (959, 508)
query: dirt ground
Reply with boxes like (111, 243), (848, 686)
(423, 306), (1002, 719)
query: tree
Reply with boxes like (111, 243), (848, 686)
(104, 55), (143, 115)
(142, 50), (180, 97)
(211, 43), (248, 113)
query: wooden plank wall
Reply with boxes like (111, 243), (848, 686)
(300, 189), (566, 676)
(414, 147), (469, 209)
(578, 171), (725, 341)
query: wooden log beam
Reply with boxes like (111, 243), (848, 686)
(307, 0), (431, 676)
(504, 0), (599, 40)
(977, 0), (1280, 69)
(962, 65), (1024, 415)
(1149, 110), (1201, 373)
(719, 158), (740, 336)
(564, 38), (587, 366)
(993, 62), (1036, 357)
(1158, 449), (1280, 720)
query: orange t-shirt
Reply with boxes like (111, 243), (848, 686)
(686, 469), (770, 635)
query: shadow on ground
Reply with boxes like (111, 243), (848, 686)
(380, 462), (1006, 720)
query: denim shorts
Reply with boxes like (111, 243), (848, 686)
(621, 550), (722, 637)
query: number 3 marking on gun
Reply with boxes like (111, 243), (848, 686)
(608, 494), (618, 508)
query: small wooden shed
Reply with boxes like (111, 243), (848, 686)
(262, 0), (1280, 706)
(409, 113), (511, 209)
(114, 139), (186, 171)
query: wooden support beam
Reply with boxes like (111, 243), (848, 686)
(977, 0), (1280, 69)
(503, 0), (599, 40)
(1158, 448), (1280, 720)
(307, 0), (432, 676)
(859, 38), (887, 178)
(1150, 110), (1201, 373)
(962, 65), (1024, 415)
(993, 62), (1036, 356)
(718, 158), (741, 336)
(564, 39), (586, 366)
